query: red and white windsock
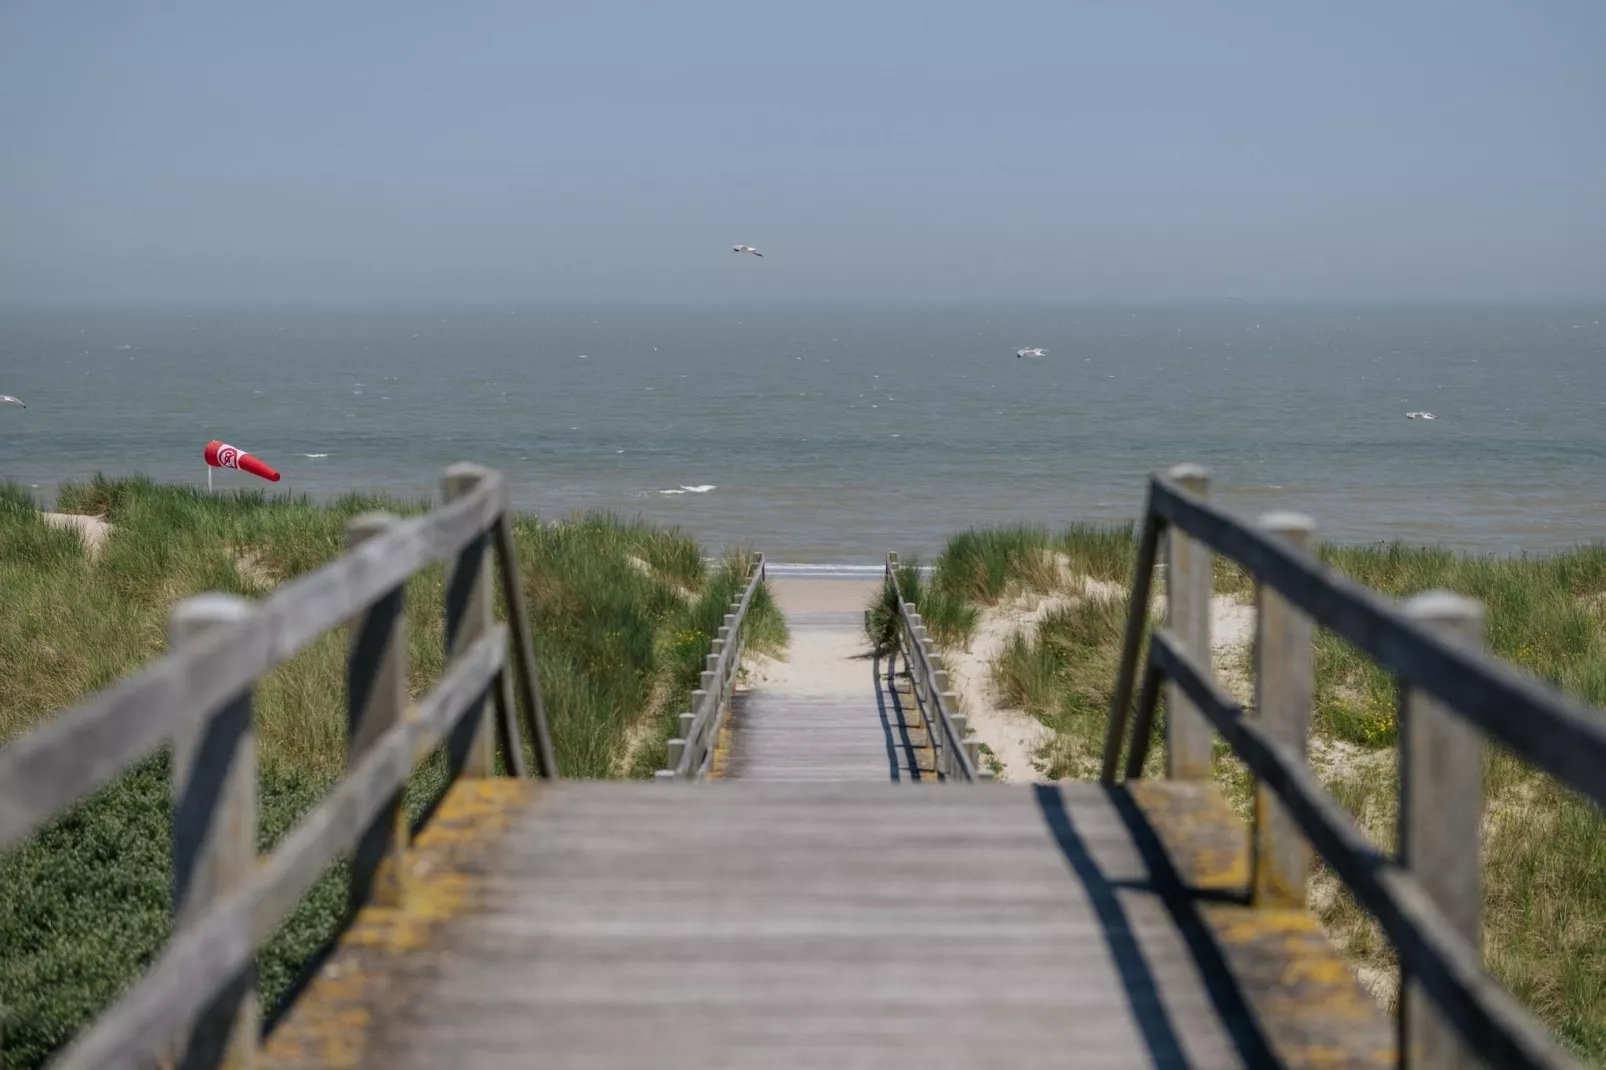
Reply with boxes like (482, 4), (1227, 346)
(204, 440), (281, 482)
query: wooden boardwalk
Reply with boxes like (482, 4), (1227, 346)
(262, 778), (1392, 1069)
(719, 581), (924, 782)
(24, 464), (1599, 1069)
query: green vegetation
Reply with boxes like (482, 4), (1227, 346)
(864, 525), (1157, 780)
(0, 477), (785, 1068)
(991, 593), (1140, 779)
(883, 521), (1606, 1064)
(865, 554), (979, 655)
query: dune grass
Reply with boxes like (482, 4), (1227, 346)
(864, 555), (980, 655)
(624, 546), (788, 778)
(895, 520), (1606, 1064)
(0, 477), (785, 1068)
(865, 524), (1161, 779)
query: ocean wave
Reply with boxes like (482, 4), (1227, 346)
(300, 453), (330, 458)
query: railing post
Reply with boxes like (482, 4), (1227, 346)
(169, 594), (258, 1069)
(1165, 464), (1214, 779)
(443, 464), (497, 779)
(1102, 507), (1162, 783)
(346, 512), (410, 911)
(1398, 592), (1485, 1070)
(689, 681), (710, 768)
(934, 666), (953, 777)
(493, 512), (557, 778)
(1251, 512), (1315, 908)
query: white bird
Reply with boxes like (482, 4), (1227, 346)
(0, 395), (24, 408)
(1016, 347), (1047, 359)
(731, 245), (763, 257)
(1406, 411), (1437, 420)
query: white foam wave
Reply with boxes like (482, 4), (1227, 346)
(300, 453), (330, 458)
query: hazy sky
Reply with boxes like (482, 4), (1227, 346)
(3, 1), (1603, 306)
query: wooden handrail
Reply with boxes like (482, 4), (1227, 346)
(884, 553), (984, 782)
(1143, 630), (1581, 1070)
(1145, 474), (1606, 810)
(0, 462), (553, 1070)
(1102, 463), (1603, 1070)
(0, 468), (510, 851)
(656, 553), (768, 781)
(50, 629), (510, 1070)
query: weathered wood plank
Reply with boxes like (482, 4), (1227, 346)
(0, 468), (507, 852)
(668, 556), (765, 778)
(443, 464), (497, 779)
(346, 512), (411, 911)
(50, 629), (508, 1070)
(722, 594), (919, 783)
(1399, 592), (1486, 1070)
(1149, 628), (1582, 1070)
(168, 595), (259, 1070)
(1149, 473), (1606, 814)
(258, 780), (1394, 1070)
(494, 511), (557, 778)
(1102, 509), (1162, 782)
(1122, 662), (1164, 780)
(491, 667), (529, 780)
(887, 559), (978, 781)
(1163, 464), (1214, 779)
(1250, 511), (1314, 908)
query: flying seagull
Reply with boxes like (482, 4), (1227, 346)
(732, 245), (764, 257)
(1016, 347), (1047, 359)
(1405, 411), (1437, 420)
(0, 395), (24, 408)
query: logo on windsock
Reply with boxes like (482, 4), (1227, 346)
(204, 440), (281, 482)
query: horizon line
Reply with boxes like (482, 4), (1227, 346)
(5, 297), (1605, 314)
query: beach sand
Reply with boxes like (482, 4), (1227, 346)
(741, 579), (880, 696)
(42, 512), (112, 560)
(766, 578), (879, 616)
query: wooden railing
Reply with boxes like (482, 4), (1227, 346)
(0, 463), (555, 1070)
(656, 554), (767, 780)
(884, 552), (986, 782)
(1102, 464), (1606, 1070)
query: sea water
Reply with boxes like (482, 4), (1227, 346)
(3, 305), (1604, 563)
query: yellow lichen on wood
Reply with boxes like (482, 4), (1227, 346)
(1129, 780), (1396, 1066)
(259, 779), (536, 1069)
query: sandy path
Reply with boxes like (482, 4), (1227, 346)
(736, 576), (1258, 786)
(943, 598), (1059, 783)
(728, 578), (912, 781)
(740, 579), (880, 695)
(946, 579), (1258, 784)
(42, 512), (112, 560)
(765, 579), (880, 617)
(1209, 596), (1257, 705)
